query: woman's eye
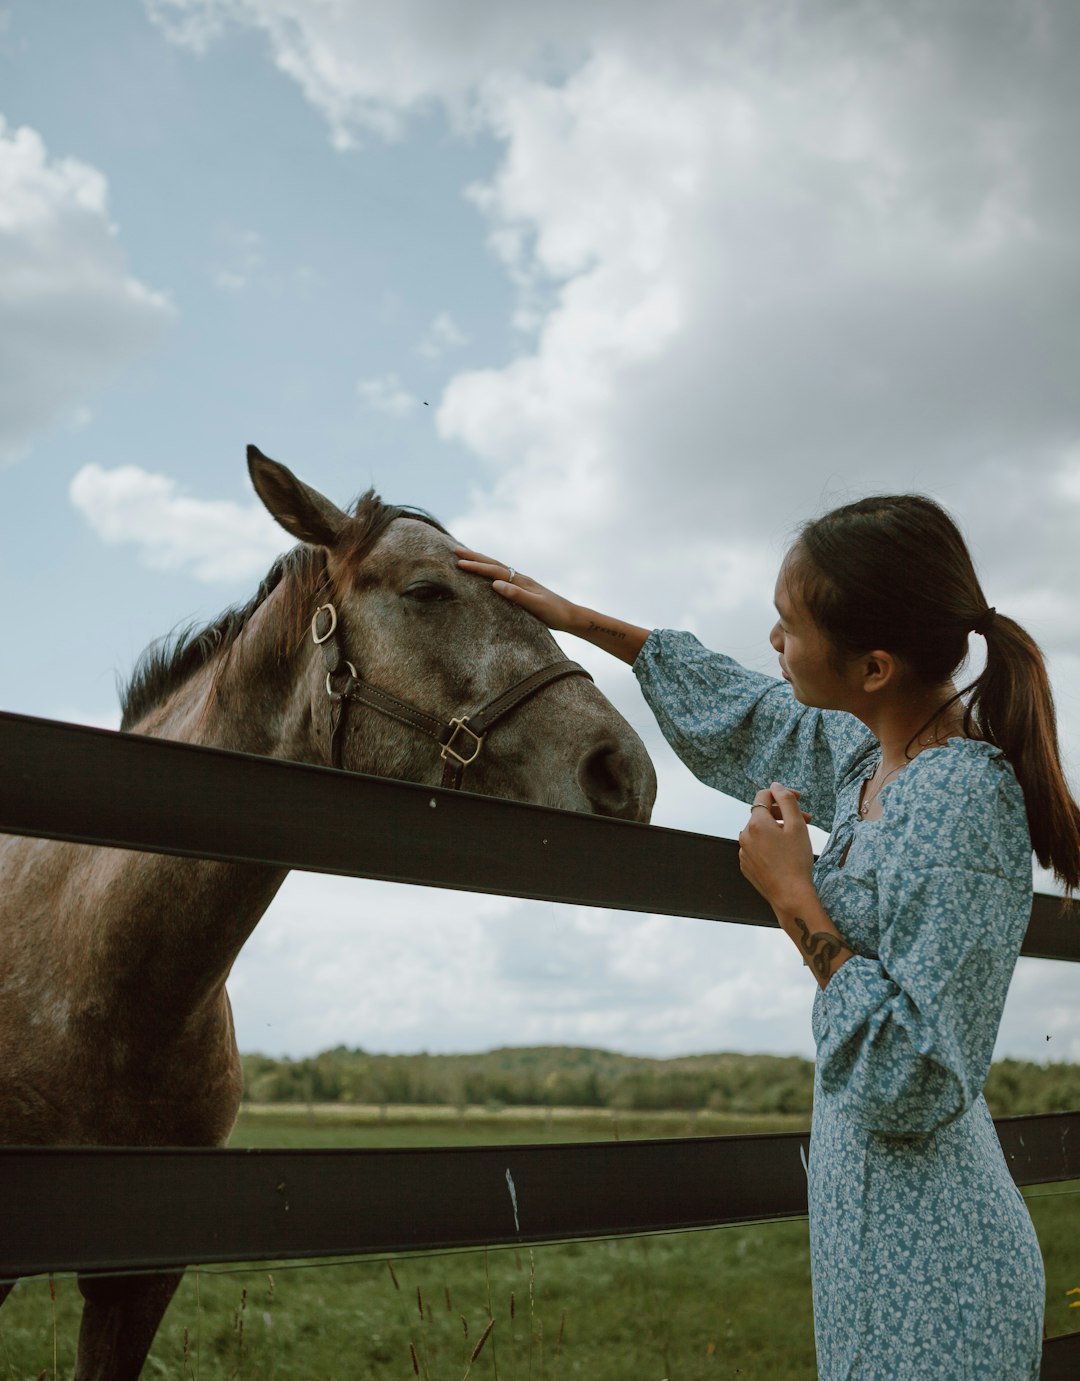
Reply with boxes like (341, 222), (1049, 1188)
(404, 582), (454, 604)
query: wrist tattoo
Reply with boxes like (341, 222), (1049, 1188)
(587, 620), (625, 640)
(794, 916), (852, 981)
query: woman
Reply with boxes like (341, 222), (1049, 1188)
(457, 494), (1079, 1379)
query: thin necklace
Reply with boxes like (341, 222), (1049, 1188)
(859, 712), (963, 817)
(859, 761), (905, 817)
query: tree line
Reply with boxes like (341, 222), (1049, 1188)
(240, 1045), (1080, 1119)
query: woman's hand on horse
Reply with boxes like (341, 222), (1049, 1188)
(454, 549), (578, 631)
(455, 548), (651, 664)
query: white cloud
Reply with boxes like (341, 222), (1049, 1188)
(144, 0), (228, 55)
(69, 463), (289, 582)
(144, 0), (635, 146)
(440, 35), (1077, 529)
(211, 225), (265, 292)
(436, 7), (1080, 784)
(229, 866), (1080, 1063)
(1051, 444), (1080, 504)
(998, 958), (1080, 1064)
(228, 871), (820, 1059)
(357, 371), (420, 416)
(0, 117), (173, 462)
(148, 4), (1080, 652)
(416, 310), (469, 358)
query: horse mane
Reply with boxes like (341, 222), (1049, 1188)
(119, 489), (448, 731)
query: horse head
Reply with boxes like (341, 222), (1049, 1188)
(248, 445), (657, 821)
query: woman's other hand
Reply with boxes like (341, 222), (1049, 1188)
(740, 784), (854, 989)
(738, 783), (816, 913)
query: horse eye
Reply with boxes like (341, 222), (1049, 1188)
(404, 582), (455, 604)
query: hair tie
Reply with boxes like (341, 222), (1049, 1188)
(972, 606), (997, 636)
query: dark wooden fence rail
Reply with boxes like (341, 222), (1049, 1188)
(2, 711), (1078, 1374)
(4, 1113), (1078, 1278)
(2, 713), (1076, 957)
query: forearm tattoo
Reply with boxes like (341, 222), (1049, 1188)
(794, 917), (853, 981)
(587, 620), (626, 640)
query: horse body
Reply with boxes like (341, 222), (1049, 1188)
(0, 448), (656, 1378)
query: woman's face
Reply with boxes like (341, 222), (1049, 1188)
(770, 562), (856, 710)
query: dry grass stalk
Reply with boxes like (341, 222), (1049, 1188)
(462, 1316), (496, 1378)
(471, 1316), (496, 1360)
(553, 1304), (567, 1379)
(527, 1251), (539, 1380)
(228, 1287), (247, 1381)
(386, 1259), (401, 1291)
(460, 1312), (470, 1374)
(481, 1247), (499, 1376)
(48, 1274), (56, 1381)
(195, 1268), (202, 1381)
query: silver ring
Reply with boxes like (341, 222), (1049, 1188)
(506, 566), (516, 583)
(749, 803), (771, 813)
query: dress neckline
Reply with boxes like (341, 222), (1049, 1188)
(855, 735), (979, 822)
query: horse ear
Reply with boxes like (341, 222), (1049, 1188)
(247, 444), (350, 549)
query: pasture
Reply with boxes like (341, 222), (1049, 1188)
(2, 1106), (1077, 1380)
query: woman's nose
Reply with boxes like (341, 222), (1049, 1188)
(769, 621), (783, 653)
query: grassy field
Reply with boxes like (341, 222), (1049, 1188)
(1, 1106), (1077, 1380)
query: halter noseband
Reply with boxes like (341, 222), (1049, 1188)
(311, 603), (594, 789)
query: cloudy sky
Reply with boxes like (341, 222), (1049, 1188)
(3, 0), (1078, 1063)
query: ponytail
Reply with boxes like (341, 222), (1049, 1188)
(966, 613), (1080, 894)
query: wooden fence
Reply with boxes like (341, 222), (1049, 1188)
(2, 710), (1078, 1375)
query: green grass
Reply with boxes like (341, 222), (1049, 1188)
(0, 1108), (1076, 1380)
(231, 1101), (813, 1148)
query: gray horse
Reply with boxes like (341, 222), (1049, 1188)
(0, 446), (656, 1380)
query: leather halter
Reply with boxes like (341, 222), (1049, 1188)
(311, 603), (594, 789)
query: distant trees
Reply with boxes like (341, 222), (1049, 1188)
(239, 1046), (1080, 1118)
(984, 1058), (1080, 1116)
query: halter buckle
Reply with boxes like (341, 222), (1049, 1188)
(440, 717), (484, 767)
(311, 603), (338, 645)
(326, 661), (357, 700)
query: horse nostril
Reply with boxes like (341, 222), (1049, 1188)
(578, 741), (652, 821)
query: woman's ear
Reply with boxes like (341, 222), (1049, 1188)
(861, 650), (898, 694)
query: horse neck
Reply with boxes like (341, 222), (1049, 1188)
(88, 588), (324, 1028)
(143, 583), (323, 761)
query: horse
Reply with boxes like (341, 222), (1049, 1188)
(0, 445), (657, 1380)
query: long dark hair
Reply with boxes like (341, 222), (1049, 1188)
(789, 494), (1080, 892)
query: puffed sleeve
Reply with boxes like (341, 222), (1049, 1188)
(814, 745), (1032, 1136)
(633, 628), (873, 829)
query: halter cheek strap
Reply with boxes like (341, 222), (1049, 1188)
(310, 603), (593, 789)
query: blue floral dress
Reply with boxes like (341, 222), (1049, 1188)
(634, 630), (1045, 1380)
